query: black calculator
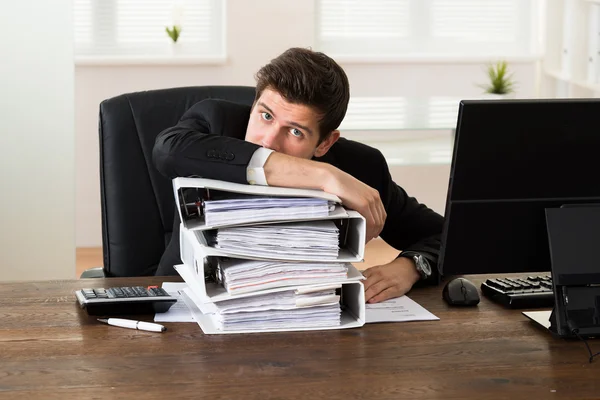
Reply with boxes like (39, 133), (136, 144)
(75, 286), (177, 316)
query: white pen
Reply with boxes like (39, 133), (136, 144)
(97, 318), (166, 332)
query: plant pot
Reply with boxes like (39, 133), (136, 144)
(171, 41), (183, 56)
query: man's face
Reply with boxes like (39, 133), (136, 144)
(245, 88), (339, 159)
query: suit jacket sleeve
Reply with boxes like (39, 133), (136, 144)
(377, 151), (445, 285)
(152, 99), (261, 183)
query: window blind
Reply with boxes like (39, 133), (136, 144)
(73, 0), (224, 59)
(338, 97), (465, 131)
(428, 97), (461, 129)
(318, 0), (411, 56)
(338, 97), (407, 130)
(317, 0), (536, 58)
(319, 0), (410, 39)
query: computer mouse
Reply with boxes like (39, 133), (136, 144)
(442, 277), (480, 306)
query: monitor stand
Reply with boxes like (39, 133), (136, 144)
(523, 204), (600, 339)
(523, 309), (562, 336)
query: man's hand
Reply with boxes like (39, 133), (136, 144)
(362, 257), (421, 303)
(262, 153), (386, 241)
(322, 167), (387, 242)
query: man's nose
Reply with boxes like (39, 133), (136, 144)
(261, 127), (281, 151)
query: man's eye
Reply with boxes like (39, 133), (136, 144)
(290, 128), (303, 137)
(261, 112), (273, 121)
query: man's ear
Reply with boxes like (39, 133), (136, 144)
(314, 130), (340, 157)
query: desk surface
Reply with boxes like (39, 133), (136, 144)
(1, 276), (598, 400)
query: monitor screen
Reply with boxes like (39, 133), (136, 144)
(439, 99), (600, 276)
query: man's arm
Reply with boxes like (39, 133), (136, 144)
(264, 152), (387, 241)
(377, 156), (444, 279)
(153, 99), (388, 239)
(362, 149), (444, 303)
(152, 99), (261, 182)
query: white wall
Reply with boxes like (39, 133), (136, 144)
(75, 0), (539, 247)
(390, 164), (451, 216)
(0, 0), (75, 280)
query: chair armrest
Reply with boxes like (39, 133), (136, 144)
(80, 267), (106, 279)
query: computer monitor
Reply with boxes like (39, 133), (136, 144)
(439, 98), (600, 276)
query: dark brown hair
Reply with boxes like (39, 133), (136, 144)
(254, 47), (350, 142)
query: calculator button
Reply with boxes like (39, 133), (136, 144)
(82, 289), (96, 299)
(108, 288), (126, 298)
(93, 288), (108, 298)
(148, 287), (163, 296)
(133, 286), (149, 297)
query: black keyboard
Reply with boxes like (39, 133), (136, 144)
(480, 275), (554, 309)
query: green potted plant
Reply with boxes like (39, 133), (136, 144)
(479, 60), (516, 98)
(166, 3), (184, 54)
(166, 25), (182, 43)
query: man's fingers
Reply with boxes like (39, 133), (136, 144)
(377, 201), (386, 234)
(367, 287), (398, 304)
(362, 269), (384, 291)
(368, 204), (381, 239)
(368, 197), (386, 239)
(378, 202), (387, 226)
(367, 216), (384, 241)
(367, 215), (383, 241)
(365, 208), (378, 240)
(364, 279), (389, 303)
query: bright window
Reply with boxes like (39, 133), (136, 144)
(317, 0), (538, 58)
(73, 0), (225, 59)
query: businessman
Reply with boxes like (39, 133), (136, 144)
(153, 47), (444, 303)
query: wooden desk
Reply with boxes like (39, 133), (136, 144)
(1, 276), (598, 400)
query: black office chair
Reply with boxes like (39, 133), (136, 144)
(81, 86), (256, 278)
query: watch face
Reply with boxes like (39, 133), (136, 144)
(414, 255), (431, 277)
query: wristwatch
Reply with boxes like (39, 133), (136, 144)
(403, 253), (432, 280)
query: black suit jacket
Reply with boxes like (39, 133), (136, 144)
(152, 99), (444, 284)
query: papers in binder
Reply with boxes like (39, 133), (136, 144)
(192, 285), (342, 331)
(175, 261), (364, 304)
(204, 197), (336, 226)
(212, 220), (340, 260)
(170, 176), (368, 334)
(216, 258), (350, 295)
(181, 212), (366, 264)
(177, 264), (366, 334)
(173, 177), (343, 230)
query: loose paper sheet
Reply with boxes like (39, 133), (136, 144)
(154, 282), (194, 322)
(365, 296), (439, 323)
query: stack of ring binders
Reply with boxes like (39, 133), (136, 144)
(170, 176), (368, 334)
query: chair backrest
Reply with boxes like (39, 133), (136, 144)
(99, 85), (256, 276)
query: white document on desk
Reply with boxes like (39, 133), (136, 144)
(154, 282), (195, 322)
(365, 296), (439, 323)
